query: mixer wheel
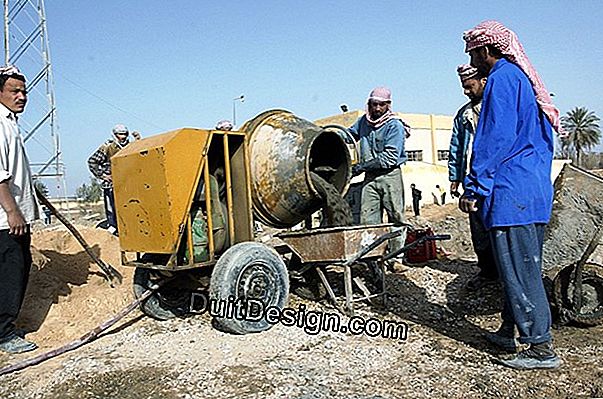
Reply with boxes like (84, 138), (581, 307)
(209, 242), (289, 334)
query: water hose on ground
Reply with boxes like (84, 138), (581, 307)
(0, 281), (165, 376)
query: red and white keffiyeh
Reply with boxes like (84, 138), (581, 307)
(463, 20), (562, 134)
(365, 87), (411, 136)
(457, 64), (479, 82)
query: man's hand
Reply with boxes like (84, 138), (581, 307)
(102, 174), (113, 183)
(459, 194), (478, 213)
(7, 209), (27, 235)
(450, 182), (461, 198)
(0, 180), (28, 235)
(351, 163), (363, 176)
(352, 158), (380, 176)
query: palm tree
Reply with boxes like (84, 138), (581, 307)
(560, 107), (602, 167)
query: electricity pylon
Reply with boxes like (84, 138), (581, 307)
(3, 0), (65, 197)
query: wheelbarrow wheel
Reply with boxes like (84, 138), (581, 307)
(553, 262), (603, 326)
(288, 255), (327, 302)
(133, 268), (190, 321)
(291, 267), (327, 301)
(209, 242), (289, 334)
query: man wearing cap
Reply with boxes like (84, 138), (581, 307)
(349, 87), (407, 256)
(215, 120), (234, 131)
(448, 64), (497, 291)
(460, 20), (561, 369)
(87, 124), (137, 235)
(0, 65), (40, 353)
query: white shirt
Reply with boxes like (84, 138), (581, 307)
(0, 103), (39, 229)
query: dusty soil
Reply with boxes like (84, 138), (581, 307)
(0, 205), (602, 399)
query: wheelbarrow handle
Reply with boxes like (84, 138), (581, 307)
(343, 229), (405, 266)
(382, 232), (449, 262)
(425, 234), (452, 241)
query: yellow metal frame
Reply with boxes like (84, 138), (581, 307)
(114, 129), (253, 271)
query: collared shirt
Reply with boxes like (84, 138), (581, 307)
(0, 103), (40, 229)
(349, 116), (407, 169)
(448, 100), (482, 183)
(464, 58), (554, 229)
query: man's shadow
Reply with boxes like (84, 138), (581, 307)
(16, 244), (109, 334)
(372, 259), (505, 354)
(428, 258), (504, 316)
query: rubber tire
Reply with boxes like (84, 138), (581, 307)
(291, 267), (327, 302)
(133, 268), (189, 321)
(209, 242), (289, 334)
(553, 262), (603, 326)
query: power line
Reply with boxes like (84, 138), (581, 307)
(57, 71), (167, 132)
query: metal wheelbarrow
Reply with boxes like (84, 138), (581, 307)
(277, 223), (450, 315)
(543, 164), (603, 326)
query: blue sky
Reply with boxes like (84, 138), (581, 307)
(16, 1), (603, 194)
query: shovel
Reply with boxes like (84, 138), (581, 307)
(35, 188), (123, 286)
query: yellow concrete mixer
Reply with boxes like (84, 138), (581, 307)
(111, 110), (352, 333)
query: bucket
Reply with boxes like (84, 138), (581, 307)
(240, 110), (351, 228)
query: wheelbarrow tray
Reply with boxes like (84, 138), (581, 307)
(278, 223), (394, 263)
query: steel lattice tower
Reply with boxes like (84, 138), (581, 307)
(3, 0), (65, 196)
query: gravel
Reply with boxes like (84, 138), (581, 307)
(0, 206), (602, 398)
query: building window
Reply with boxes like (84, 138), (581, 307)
(407, 150), (423, 162)
(437, 150), (449, 161)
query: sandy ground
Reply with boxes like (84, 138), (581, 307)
(0, 205), (602, 399)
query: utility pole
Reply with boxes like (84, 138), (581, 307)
(232, 94), (244, 127)
(3, 1), (8, 64)
(3, 0), (66, 200)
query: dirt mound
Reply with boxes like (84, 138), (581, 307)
(16, 226), (134, 349)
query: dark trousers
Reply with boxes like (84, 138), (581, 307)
(469, 212), (497, 279)
(490, 224), (552, 344)
(0, 230), (32, 341)
(412, 198), (420, 216)
(103, 187), (118, 231)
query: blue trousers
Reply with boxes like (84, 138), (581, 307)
(490, 224), (552, 344)
(103, 187), (118, 231)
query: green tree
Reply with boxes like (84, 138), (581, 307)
(76, 177), (102, 203)
(560, 107), (602, 167)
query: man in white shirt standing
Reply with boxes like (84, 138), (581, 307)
(0, 65), (39, 354)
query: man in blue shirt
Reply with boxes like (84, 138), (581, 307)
(461, 20), (561, 370)
(448, 64), (497, 290)
(349, 87), (407, 256)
